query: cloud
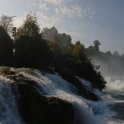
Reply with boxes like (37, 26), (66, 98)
(39, 3), (49, 11)
(43, 0), (64, 5)
(55, 4), (96, 19)
(30, 0), (49, 12)
(30, 0), (96, 20)
(55, 4), (82, 18)
(88, 11), (96, 19)
(13, 0), (96, 30)
(36, 11), (62, 28)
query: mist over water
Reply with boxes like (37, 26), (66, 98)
(91, 57), (124, 124)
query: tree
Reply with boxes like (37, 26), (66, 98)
(93, 40), (101, 51)
(42, 27), (58, 42)
(42, 27), (72, 53)
(0, 15), (15, 34)
(67, 41), (106, 90)
(14, 13), (52, 69)
(16, 13), (40, 39)
(71, 41), (86, 63)
(105, 51), (112, 56)
(113, 51), (119, 57)
(0, 26), (13, 65)
(57, 33), (72, 52)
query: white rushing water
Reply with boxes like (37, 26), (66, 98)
(0, 67), (123, 124)
(105, 77), (124, 124)
(106, 77), (124, 92)
(17, 68), (114, 124)
(0, 75), (23, 124)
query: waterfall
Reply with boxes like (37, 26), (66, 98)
(17, 68), (107, 124)
(0, 75), (23, 124)
(0, 67), (114, 124)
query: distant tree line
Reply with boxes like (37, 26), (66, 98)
(0, 13), (106, 90)
(86, 41), (124, 76)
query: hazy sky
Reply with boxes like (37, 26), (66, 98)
(0, 0), (124, 54)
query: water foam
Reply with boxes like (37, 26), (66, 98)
(0, 68), (120, 124)
(17, 69), (109, 124)
(105, 77), (124, 124)
(0, 75), (23, 124)
(106, 77), (124, 91)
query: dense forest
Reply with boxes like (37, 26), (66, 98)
(0, 13), (106, 92)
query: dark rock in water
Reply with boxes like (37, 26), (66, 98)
(0, 66), (99, 101)
(57, 69), (99, 101)
(13, 77), (82, 124)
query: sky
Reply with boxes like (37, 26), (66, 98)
(0, 0), (124, 54)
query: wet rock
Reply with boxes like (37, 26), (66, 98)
(16, 79), (81, 124)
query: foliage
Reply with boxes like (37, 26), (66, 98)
(53, 41), (106, 90)
(0, 26), (13, 65)
(0, 15), (15, 35)
(16, 14), (40, 39)
(42, 26), (72, 53)
(0, 13), (106, 91)
(14, 13), (52, 69)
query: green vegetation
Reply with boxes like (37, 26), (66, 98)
(14, 14), (52, 69)
(0, 13), (106, 91)
(0, 26), (13, 65)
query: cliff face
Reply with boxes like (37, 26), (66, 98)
(0, 66), (102, 124)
